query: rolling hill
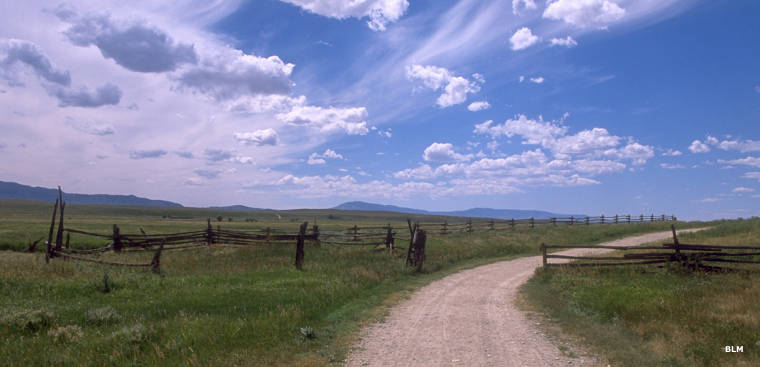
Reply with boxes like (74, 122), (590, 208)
(0, 181), (183, 207)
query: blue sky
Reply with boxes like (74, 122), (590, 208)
(1, 0), (758, 220)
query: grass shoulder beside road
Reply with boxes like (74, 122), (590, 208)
(521, 218), (760, 367)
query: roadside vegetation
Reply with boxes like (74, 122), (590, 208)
(0, 199), (699, 365)
(522, 217), (760, 367)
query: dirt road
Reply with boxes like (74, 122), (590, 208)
(345, 229), (704, 367)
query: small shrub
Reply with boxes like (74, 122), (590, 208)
(85, 307), (121, 325)
(1, 309), (54, 332)
(111, 323), (149, 347)
(300, 326), (315, 340)
(48, 325), (84, 343)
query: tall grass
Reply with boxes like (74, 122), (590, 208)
(521, 217), (760, 367)
(0, 198), (698, 365)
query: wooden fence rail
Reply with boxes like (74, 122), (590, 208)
(541, 225), (760, 272)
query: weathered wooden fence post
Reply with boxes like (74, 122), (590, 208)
(541, 243), (546, 267)
(601, 215), (605, 224)
(551, 218), (556, 226)
(650, 214), (654, 222)
(661, 214), (665, 222)
(467, 218), (473, 234)
(54, 188), (65, 254)
(45, 198), (59, 263)
(112, 224), (123, 252)
(489, 219), (495, 231)
(352, 224), (358, 242)
(206, 218), (213, 245)
(510, 218), (515, 229)
(529, 217), (534, 228)
(640, 214), (644, 222)
(569, 216), (574, 225)
(626, 215), (631, 223)
(441, 220), (448, 235)
(295, 221), (308, 270)
(405, 219), (417, 267)
(311, 224), (320, 247)
(384, 225), (394, 252)
(585, 217), (590, 226)
(614, 215), (619, 224)
(412, 229), (427, 273)
(151, 240), (165, 274)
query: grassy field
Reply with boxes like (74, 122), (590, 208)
(521, 217), (760, 367)
(0, 199), (698, 366)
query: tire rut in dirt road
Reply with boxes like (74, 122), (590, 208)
(345, 229), (706, 367)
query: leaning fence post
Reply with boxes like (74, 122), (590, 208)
(151, 240), (165, 274)
(45, 198), (59, 263)
(405, 219), (417, 267)
(55, 192), (65, 254)
(112, 224), (123, 252)
(295, 222), (308, 270)
(671, 224), (680, 256)
(412, 229), (427, 273)
(541, 243), (547, 267)
(385, 225), (394, 252)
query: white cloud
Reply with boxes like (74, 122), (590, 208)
(59, 11), (198, 73)
(529, 77), (544, 84)
(702, 135), (760, 153)
(437, 76), (480, 107)
(512, 0), (537, 15)
(660, 163), (685, 169)
(549, 36), (578, 47)
(276, 105), (369, 135)
(279, 0), (409, 31)
(406, 64), (481, 108)
(688, 140), (710, 153)
(475, 114), (654, 165)
(393, 164), (435, 180)
(307, 148), (344, 165)
(224, 95), (305, 114)
(662, 149), (682, 156)
(543, 0), (626, 29)
(718, 157), (760, 168)
(467, 101), (491, 111)
(307, 153), (326, 165)
(699, 197), (720, 203)
(130, 149), (167, 159)
(733, 187), (755, 193)
(510, 27), (539, 51)
(175, 49), (294, 101)
(234, 128), (279, 146)
(422, 143), (472, 162)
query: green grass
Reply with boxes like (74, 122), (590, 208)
(0, 199), (699, 366)
(521, 217), (760, 367)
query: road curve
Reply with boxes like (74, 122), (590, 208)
(345, 229), (705, 367)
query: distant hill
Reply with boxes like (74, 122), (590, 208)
(333, 201), (585, 220)
(208, 205), (267, 211)
(0, 181), (183, 207)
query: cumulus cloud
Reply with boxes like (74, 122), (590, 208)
(422, 143), (472, 162)
(234, 128), (279, 146)
(406, 64), (481, 108)
(510, 27), (539, 51)
(307, 148), (344, 165)
(224, 95), (305, 114)
(276, 174), (436, 199)
(278, 0), (409, 31)
(688, 140), (710, 153)
(718, 156), (760, 168)
(744, 172), (760, 182)
(660, 163), (685, 170)
(700, 135), (760, 153)
(475, 114), (654, 165)
(543, 0), (626, 29)
(175, 49), (294, 101)
(512, 0), (538, 15)
(64, 117), (114, 136)
(0, 39), (70, 86)
(48, 83), (122, 107)
(467, 101), (491, 111)
(529, 77), (544, 84)
(129, 149), (167, 159)
(549, 36), (578, 47)
(662, 149), (682, 156)
(60, 12), (197, 73)
(1, 38), (121, 107)
(276, 105), (369, 135)
(194, 169), (221, 179)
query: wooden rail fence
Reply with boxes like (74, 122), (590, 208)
(541, 225), (760, 272)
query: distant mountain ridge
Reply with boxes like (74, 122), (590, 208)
(0, 181), (182, 207)
(332, 201), (585, 220)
